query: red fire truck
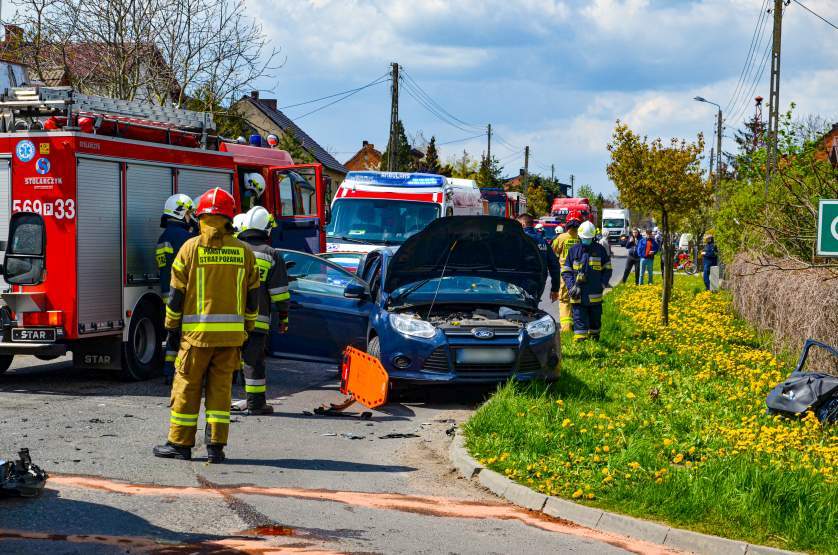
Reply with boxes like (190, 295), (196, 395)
(0, 87), (328, 379)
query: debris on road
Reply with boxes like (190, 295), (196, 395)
(340, 433), (365, 440)
(0, 449), (48, 498)
(378, 433), (420, 439)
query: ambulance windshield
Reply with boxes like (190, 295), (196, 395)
(326, 199), (439, 245)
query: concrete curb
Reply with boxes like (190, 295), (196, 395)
(449, 432), (804, 555)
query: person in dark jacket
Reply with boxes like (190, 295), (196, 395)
(233, 206), (291, 415)
(562, 221), (612, 341)
(636, 229), (660, 285)
(702, 235), (719, 291)
(620, 229), (641, 284)
(518, 214), (561, 302)
(156, 194), (195, 383)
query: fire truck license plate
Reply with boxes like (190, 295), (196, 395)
(12, 328), (56, 343)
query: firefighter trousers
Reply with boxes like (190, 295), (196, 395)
(168, 343), (241, 447)
(558, 281), (573, 332)
(242, 332), (268, 409)
(571, 303), (603, 341)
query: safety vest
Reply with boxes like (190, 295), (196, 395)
(561, 242), (613, 305)
(165, 215), (260, 347)
(156, 220), (194, 302)
(553, 231), (580, 266)
(239, 234), (290, 333)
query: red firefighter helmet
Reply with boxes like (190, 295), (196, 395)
(195, 188), (235, 220)
(565, 209), (584, 228)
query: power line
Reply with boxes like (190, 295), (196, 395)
(793, 0), (838, 30)
(400, 68), (483, 132)
(399, 77), (478, 134)
(724, 0), (770, 114)
(438, 133), (487, 146)
(727, 4), (773, 123)
(291, 76), (389, 122)
(279, 73), (390, 110)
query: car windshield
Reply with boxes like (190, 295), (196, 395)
(603, 218), (624, 228)
(327, 199), (440, 245)
(391, 276), (531, 305)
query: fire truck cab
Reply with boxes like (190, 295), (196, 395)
(0, 87), (327, 379)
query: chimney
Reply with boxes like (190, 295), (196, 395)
(250, 91), (259, 100)
(260, 98), (277, 110)
(362, 140), (369, 147)
(4, 25), (23, 45)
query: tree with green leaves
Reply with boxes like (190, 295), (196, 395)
(276, 129), (315, 164)
(381, 120), (412, 171)
(449, 150), (479, 180)
(607, 121), (710, 325)
(477, 154), (504, 188)
(526, 185), (549, 217)
(576, 184), (596, 200)
(422, 136), (442, 174)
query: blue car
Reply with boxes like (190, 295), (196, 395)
(271, 216), (560, 384)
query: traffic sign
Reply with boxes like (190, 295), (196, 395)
(817, 200), (838, 257)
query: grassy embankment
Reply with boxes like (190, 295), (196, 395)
(465, 278), (837, 554)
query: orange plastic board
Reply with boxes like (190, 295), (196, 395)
(340, 347), (389, 409)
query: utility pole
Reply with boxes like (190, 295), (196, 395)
(551, 164), (555, 188)
(387, 62), (400, 171)
(570, 174), (575, 198)
(709, 146), (715, 178)
(766, 0), (785, 191)
(486, 123), (492, 161)
(522, 146), (530, 194)
(715, 108), (723, 186)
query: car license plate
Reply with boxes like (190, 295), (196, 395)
(456, 348), (515, 365)
(12, 328), (56, 343)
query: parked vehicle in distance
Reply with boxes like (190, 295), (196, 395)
(506, 191), (528, 218)
(273, 216), (560, 385)
(481, 188), (508, 217)
(601, 208), (632, 244)
(326, 171), (482, 255)
(551, 197), (596, 225)
(319, 252), (366, 274)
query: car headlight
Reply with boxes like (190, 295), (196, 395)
(526, 315), (556, 339)
(390, 313), (438, 339)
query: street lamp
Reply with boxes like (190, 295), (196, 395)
(693, 96), (723, 188)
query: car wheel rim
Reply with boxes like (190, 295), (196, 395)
(133, 317), (156, 366)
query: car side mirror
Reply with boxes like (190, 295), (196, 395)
(285, 261), (296, 270)
(343, 282), (367, 299)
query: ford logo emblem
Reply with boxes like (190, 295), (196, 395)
(472, 328), (494, 339)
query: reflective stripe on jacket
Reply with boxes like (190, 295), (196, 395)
(561, 242), (613, 305)
(239, 234), (290, 334)
(165, 215), (260, 347)
(156, 220), (194, 301)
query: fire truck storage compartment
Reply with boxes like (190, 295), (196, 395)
(176, 168), (232, 202)
(0, 158), (10, 289)
(125, 164), (173, 283)
(76, 158), (123, 334)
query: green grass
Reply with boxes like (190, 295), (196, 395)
(464, 278), (837, 554)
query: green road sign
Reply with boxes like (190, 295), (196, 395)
(817, 200), (838, 257)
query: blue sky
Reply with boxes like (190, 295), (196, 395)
(247, 0), (837, 194)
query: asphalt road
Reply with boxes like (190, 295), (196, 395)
(0, 251), (635, 555)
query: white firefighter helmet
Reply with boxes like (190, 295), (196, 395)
(556, 225), (565, 234)
(243, 172), (266, 197)
(242, 205), (276, 233)
(232, 213), (247, 234)
(578, 221), (597, 240)
(163, 194), (193, 221)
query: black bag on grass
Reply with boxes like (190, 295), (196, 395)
(765, 340), (838, 424)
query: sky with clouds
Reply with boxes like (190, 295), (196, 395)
(246, 0), (837, 194)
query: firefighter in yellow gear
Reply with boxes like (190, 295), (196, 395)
(153, 188), (260, 464)
(552, 209), (584, 332)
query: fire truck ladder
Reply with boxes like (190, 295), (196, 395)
(0, 87), (215, 146)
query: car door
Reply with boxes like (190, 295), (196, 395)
(270, 250), (372, 363)
(268, 165), (326, 254)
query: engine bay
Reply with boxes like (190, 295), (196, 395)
(399, 306), (541, 328)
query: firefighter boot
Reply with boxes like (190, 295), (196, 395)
(152, 442), (192, 460)
(207, 444), (226, 464)
(246, 393), (274, 415)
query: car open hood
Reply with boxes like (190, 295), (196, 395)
(384, 216), (546, 301)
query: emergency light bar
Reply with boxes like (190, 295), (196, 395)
(344, 171), (445, 188)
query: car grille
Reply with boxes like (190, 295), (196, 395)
(518, 348), (542, 372)
(442, 326), (520, 338)
(422, 347), (450, 372)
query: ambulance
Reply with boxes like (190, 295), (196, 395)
(0, 87), (328, 379)
(326, 171), (482, 254)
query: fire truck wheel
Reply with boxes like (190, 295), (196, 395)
(0, 355), (13, 374)
(121, 301), (164, 381)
